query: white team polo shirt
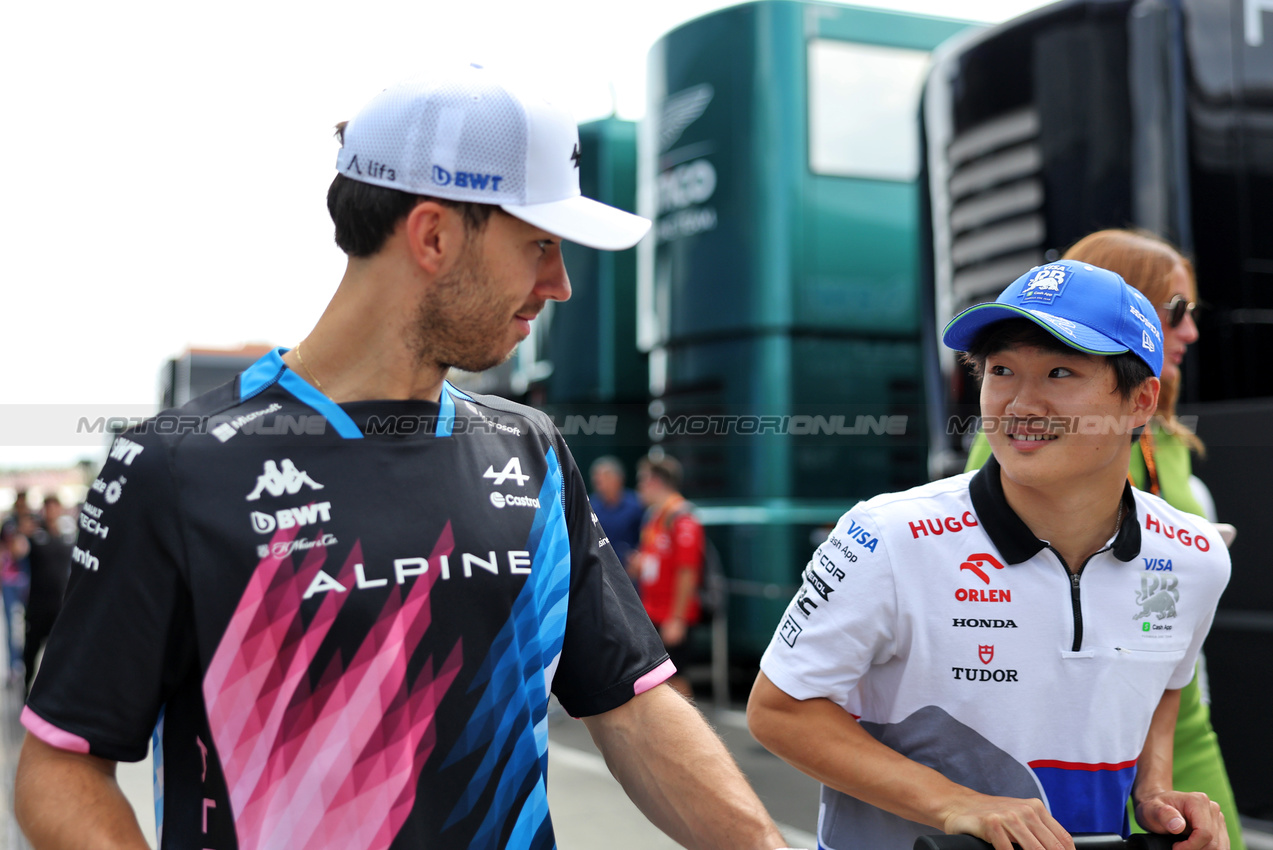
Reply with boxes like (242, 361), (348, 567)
(759, 456), (1230, 850)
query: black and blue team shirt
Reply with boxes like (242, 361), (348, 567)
(24, 348), (672, 850)
(760, 456), (1231, 850)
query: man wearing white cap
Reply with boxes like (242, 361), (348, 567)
(749, 261), (1231, 850)
(15, 66), (790, 850)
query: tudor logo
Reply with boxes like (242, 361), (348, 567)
(483, 457), (530, 487)
(979, 644), (995, 665)
(246, 459), (324, 501)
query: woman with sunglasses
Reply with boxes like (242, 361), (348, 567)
(966, 228), (1242, 849)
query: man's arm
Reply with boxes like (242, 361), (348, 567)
(1132, 689), (1229, 850)
(747, 672), (1074, 850)
(15, 734), (149, 850)
(582, 683), (790, 850)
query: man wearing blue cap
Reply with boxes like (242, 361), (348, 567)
(749, 260), (1231, 850)
(14, 66), (792, 850)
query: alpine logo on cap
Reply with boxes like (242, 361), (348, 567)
(571, 143), (581, 168)
(1020, 265), (1070, 304)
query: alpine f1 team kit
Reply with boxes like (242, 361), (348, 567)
(760, 455), (1230, 850)
(22, 348), (673, 850)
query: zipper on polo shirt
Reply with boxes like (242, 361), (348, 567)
(1047, 545), (1111, 652)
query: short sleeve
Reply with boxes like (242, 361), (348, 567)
(548, 440), (668, 717)
(759, 504), (899, 706)
(23, 429), (197, 762)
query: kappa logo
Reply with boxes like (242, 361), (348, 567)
(246, 459), (324, 501)
(483, 457), (530, 487)
(1020, 264), (1069, 303)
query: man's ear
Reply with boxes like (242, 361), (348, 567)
(1130, 376), (1161, 428)
(404, 201), (465, 275)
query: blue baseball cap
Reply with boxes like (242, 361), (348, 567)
(942, 260), (1164, 377)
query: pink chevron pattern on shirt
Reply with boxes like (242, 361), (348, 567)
(204, 521), (463, 850)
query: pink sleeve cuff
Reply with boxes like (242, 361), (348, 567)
(633, 658), (677, 695)
(21, 706), (91, 754)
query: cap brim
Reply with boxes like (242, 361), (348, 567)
(503, 196), (651, 251)
(942, 303), (1131, 356)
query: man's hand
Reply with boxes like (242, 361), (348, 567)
(1135, 790), (1228, 850)
(940, 791), (1073, 850)
(748, 673), (1075, 850)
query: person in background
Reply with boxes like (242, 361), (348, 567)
(589, 456), (645, 586)
(635, 454), (705, 700)
(964, 229), (1244, 849)
(0, 519), (28, 685)
(2, 490), (33, 685)
(24, 496), (74, 696)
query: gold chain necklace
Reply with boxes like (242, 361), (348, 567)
(293, 344), (326, 394)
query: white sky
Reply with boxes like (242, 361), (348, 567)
(1, 0), (1051, 470)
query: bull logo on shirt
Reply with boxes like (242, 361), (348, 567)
(1134, 575), (1179, 621)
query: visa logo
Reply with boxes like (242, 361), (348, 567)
(432, 166), (503, 191)
(1143, 558), (1173, 571)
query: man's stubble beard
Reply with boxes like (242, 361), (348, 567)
(410, 238), (519, 375)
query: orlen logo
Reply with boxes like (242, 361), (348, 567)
(1144, 513), (1210, 551)
(432, 166), (504, 192)
(909, 511), (978, 539)
(955, 553), (1011, 602)
(251, 502), (332, 534)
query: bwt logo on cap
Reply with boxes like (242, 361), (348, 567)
(432, 165), (504, 192)
(1020, 264), (1071, 304)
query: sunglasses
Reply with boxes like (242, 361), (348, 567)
(1160, 294), (1197, 328)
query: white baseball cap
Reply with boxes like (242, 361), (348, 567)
(335, 65), (651, 251)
